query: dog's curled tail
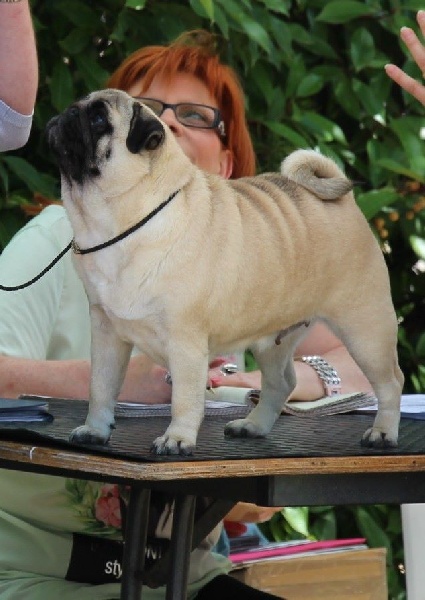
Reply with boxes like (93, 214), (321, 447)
(281, 149), (353, 200)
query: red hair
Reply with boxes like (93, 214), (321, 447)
(106, 31), (256, 178)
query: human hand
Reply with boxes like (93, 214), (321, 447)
(225, 502), (283, 523)
(385, 10), (425, 105)
(123, 355), (248, 403)
(208, 367), (261, 389)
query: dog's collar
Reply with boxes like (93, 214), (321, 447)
(72, 189), (180, 255)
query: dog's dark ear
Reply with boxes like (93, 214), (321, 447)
(126, 102), (165, 154)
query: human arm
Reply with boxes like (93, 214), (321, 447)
(209, 322), (373, 399)
(385, 10), (425, 105)
(0, 0), (38, 114)
(0, 353), (173, 403)
(0, 0), (38, 150)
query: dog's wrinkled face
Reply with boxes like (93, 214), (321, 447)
(46, 89), (165, 186)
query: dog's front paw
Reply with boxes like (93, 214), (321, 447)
(150, 432), (195, 456)
(224, 418), (266, 438)
(361, 426), (398, 449)
(70, 423), (114, 445)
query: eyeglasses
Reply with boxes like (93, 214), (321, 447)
(134, 97), (226, 139)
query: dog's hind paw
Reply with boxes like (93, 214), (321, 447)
(150, 434), (195, 456)
(224, 418), (266, 438)
(69, 424), (113, 446)
(361, 426), (398, 449)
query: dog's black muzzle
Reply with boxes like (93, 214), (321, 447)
(46, 94), (166, 185)
(46, 100), (112, 185)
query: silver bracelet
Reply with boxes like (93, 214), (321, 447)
(296, 355), (342, 396)
(0, 0), (24, 3)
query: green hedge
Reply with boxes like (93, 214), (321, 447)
(3, 1), (425, 597)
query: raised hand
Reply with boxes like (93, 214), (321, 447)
(385, 10), (425, 105)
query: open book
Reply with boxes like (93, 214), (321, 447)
(115, 389), (377, 418)
(245, 389), (377, 416)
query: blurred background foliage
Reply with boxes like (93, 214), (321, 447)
(2, 0), (425, 597)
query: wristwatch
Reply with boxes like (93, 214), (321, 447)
(297, 355), (342, 396)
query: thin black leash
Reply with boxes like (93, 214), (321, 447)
(0, 189), (180, 292)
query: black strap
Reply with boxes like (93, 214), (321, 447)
(0, 242), (72, 291)
(72, 189), (180, 254)
(0, 189), (180, 291)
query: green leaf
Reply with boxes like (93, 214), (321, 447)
(219, 0), (272, 54)
(190, 0), (215, 20)
(354, 506), (393, 561)
(55, 1), (100, 29)
(74, 54), (110, 90)
(350, 28), (375, 72)
(50, 61), (75, 113)
(356, 188), (399, 220)
(287, 23), (312, 48)
(293, 110), (347, 144)
(59, 29), (90, 55)
(389, 117), (425, 174)
(307, 34), (338, 60)
(240, 21), (273, 54)
(263, 121), (310, 148)
(282, 507), (310, 538)
(212, 3), (229, 38)
(285, 54), (306, 98)
(258, 0), (290, 15)
(296, 73), (324, 98)
(334, 77), (362, 119)
(352, 79), (384, 117)
(376, 158), (425, 183)
(1, 157), (57, 197)
(317, 1), (377, 24)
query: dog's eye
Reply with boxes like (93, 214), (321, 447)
(90, 111), (108, 133)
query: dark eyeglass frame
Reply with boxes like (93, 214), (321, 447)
(134, 97), (226, 139)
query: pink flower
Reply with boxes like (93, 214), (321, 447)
(95, 485), (122, 528)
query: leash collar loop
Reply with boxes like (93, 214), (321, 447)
(72, 189), (180, 255)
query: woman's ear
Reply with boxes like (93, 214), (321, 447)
(219, 148), (233, 180)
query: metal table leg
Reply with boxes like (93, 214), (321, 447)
(166, 494), (196, 600)
(120, 487), (151, 600)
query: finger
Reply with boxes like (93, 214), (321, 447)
(400, 26), (425, 72)
(385, 63), (425, 105)
(417, 10), (425, 38)
(209, 372), (248, 388)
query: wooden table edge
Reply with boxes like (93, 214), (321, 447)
(0, 440), (424, 481)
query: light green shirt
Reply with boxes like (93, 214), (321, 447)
(0, 205), (230, 599)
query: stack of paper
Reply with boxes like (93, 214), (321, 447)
(0, 398), (53, 423)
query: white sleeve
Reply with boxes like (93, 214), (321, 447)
(0, 217), (67, 359)
(0, 98), (33, 151)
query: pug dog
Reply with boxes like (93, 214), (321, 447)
(46, 89), (403, 455)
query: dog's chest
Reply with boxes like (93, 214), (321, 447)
(76, 256), (162, 321)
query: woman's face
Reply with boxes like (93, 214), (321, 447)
(126, 72), (233, 179)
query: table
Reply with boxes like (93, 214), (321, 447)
(1, 402), (425, 599)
